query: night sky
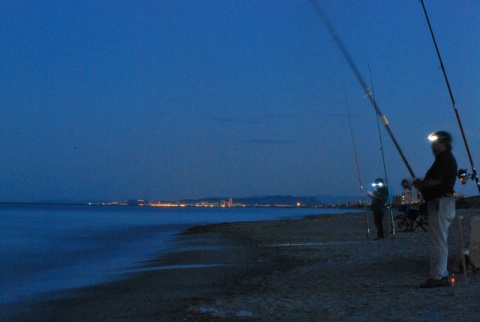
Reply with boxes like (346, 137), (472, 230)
(1, 1), (479, 202)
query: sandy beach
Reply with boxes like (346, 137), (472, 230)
(4, 208), (480, 321)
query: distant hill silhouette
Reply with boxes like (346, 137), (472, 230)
(177, 195), (359, 207)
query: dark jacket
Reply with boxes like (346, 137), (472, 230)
(371, 186), (388, 214)
(420, 150), (457, 201)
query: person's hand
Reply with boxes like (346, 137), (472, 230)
(412, 178), (422, 189)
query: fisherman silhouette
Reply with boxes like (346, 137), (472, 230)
(368, 178), (388, 240)
(414, 131), (457, 288)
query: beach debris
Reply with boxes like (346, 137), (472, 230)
(195, 306), (227, 317)
(236, 310), (253, 317)
(199, 307), (220, 314)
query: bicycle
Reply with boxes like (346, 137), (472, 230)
(394, 204), (428, 232)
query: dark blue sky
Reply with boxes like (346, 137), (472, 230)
(1, 1), (479, 202)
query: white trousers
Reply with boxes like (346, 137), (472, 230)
(427, 196), (456, 279)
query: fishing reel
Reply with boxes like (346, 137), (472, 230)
(457, 169), (474, 185)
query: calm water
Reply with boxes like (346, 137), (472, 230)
(0, 204), (351, 305)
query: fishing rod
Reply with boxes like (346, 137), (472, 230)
(343, 83), (370, 239)
(310, 1), (416, 179)
(367, 61), (395, 239)
(419, 0), (480, 193)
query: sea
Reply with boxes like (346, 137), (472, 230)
(0, 204), (352, 306)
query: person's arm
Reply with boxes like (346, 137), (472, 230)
(413, 178), (442, 191)
(413, 161), (444, 192)
(368, 189), (383, 200)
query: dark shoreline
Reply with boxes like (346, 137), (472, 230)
(2, 212), (354, 321)
(4, 210), (480, 321)
(1, 215), (264, 321)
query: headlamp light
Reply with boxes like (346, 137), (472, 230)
(428, 131), (451, 143)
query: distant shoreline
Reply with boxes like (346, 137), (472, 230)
(0, 201), (88, 206)
(0, 194), (368, 209)
(2, 194), (479, 209)
(0, 201), (353, 210)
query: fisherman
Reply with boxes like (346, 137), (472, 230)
(413, 131), (457, 288)
(368, 178), (388, 240)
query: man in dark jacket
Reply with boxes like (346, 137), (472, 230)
(413, 131), (457, 288)
(369, 178), (388, 240)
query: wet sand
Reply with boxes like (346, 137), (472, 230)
(4, 209), (480, 321)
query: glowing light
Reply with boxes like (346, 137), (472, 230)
(428, 133), (438, 142)
(150, 203), (179, 207)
